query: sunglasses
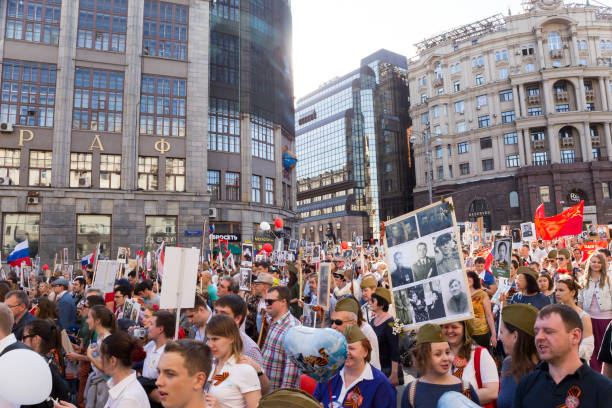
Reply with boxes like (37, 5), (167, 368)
(333, 274), (344, 279)
(556, 257), (566, 261)
(264, 299), (280, 306)
(330, 319), (349, 326)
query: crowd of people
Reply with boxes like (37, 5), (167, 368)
(0, 236), (612, 407)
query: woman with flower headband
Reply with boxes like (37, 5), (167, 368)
(313, 324), (395, 408)
(577, 252), (612, 372)
(403, 323), (479, 407)
(441, 319), (499, 407)
(556, 274), (594, 362)
(204, 314), (261, 408)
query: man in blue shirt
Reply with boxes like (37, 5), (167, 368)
(4, 290), (36, 341)
(52, 277), (76, 330)
(514, 304), (612, 407)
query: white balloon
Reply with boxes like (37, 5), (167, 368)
(0, 349), (52, 405)
(260, 221), (271, 231)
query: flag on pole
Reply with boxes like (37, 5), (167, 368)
(156, 240), (166, 281)
(535, 201), (584, 240)
(7, 240), (31, 267)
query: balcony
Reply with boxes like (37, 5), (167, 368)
(592, 135), (601, 147)
(560, 137), (575, 148)
(585, 89), (595, 100)
(533, 159), (550, 166)
(433, 77), (443, 88)
(533, 140), (546, 150)
(561, 156), (581, 164)
(555, 91), (569, 102)
(527, 94), (541, 105)
(551, 49), (564, 59)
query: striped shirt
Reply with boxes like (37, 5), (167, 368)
(241, 330), (263, 366)
(261, 311), (301, 390)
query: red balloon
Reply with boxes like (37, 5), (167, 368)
(341, 241), (348, 250)
(263, 243), (273, 253)
(274, 218), (284, 229)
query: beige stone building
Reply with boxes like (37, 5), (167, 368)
(408, 0), (612, 229)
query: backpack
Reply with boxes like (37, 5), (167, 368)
(408, 378), (472, 408)
(474, 346), (498, 408)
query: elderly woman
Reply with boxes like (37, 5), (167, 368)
(314, 325), (395, 408)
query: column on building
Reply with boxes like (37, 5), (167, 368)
(441, 139), (449, 179)
(570, 25), (579, 66)
(240, 114), (252, 202)
(535, 28), (546, 70)
(582, 121), (593, 162)
(121, 0), (145, 190)
(605, 78), (612, 111)
(547, 124), (560, 163)
(52, 0), (80, 187)
(274, 126), (283, 207)
(598, 77), (608, 111)
(186, 0), (210, 193)
(520, 129), (531, 166)
(542, 79), (554, 115)
(604, 122), (612, 161)
(577, 76), (586, 112)
(517, 84), (527, 117)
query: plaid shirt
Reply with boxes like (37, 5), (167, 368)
(262, 311), (301, 390)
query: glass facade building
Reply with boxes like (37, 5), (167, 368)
(296, 50), (413, 241)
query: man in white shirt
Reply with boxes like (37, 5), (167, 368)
(0, 303), (28, 357)
(156, 340), (212, 408)
(330, 297), (381, 370)
(531, 240), (549, 264)
(142, 310), (175, 406)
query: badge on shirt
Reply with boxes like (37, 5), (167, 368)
(344, 386), (362, 408)
(212, 372), (229, 385)
(561, 386), (581, 408)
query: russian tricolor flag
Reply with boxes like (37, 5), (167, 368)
(7, 240), (31, 267)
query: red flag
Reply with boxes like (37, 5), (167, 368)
(535, 201), (584, 240)
(476, 246), (494, 270)
(580, 241), (607, 262)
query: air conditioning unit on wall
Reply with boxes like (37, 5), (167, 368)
(208, 208), (218, 218)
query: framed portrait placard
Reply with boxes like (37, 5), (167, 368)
(492, 237), (512, 278)
(317, 262), (331, 310)
(385, 199), (473, 330)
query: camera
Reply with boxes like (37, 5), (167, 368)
(133, 328), (147, 338)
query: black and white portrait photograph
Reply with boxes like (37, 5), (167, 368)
(521, 222), (535, 240)
(416, 203), (453, 237)
(597, 225), (609, 240)
(312, 245), (320, 260)
(242, 243), (253, 266)
(288, 239), (298, 252)
(392, 288), (414, 326)
(424, 280), (445, 321)
(343, 249), (353, 260)
(494, 238), (511, 267)
(274, 238), (283, 253)
(317, 262), (331, 310)
(441, 271), (471, 316)
(432, 230), (462, 275)
(239, 267), (252, 291)
(411, 241), (437, 282)
(389, 246), (414, 288)
(305, 241), (313, 255)
(333, 245), (341, 257)
(406, 284), (429, 323)
(374, 245), (380, 258)
(355, 236), (363, 248)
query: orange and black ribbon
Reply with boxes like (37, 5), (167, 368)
(558, 386), (581, 408)
(344, 386), (363, 408)
(212, 372), (229, 385)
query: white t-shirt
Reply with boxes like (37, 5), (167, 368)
(105, 371), (150, 408)
(142, 341), (165, 379)
(207, 356), (260, 408)
(453, 346), (499, 390)
(360, 322), (381, 371)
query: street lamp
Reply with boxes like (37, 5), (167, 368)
(410, 124), (438, 204)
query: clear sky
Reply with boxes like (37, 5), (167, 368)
(291, 0), (529, 100)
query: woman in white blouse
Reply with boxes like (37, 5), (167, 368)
(205, 314), (261, 408)
(578, 253), (612, 372)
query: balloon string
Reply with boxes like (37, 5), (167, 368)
(328, 382), (333, 408)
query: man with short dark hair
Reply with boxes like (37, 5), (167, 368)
(52, 277), (76, 330)
(156, 339), (212, 408)
(514, 304), (612, 407)
(113, 285), (131, 319)
(216, 277), (239, 297)
(142, 310), (175, 407)
(4, 289), (36, 341)
(474, 256), (497, 297)
(127, 269), (138, 287)
(185, 295), (211, 342)
(261, 286), (301, 391)
(135, 280), (161, 307)
(72, 276), (87, 306)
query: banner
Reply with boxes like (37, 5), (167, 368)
(385, 199), (473, 329)
(580, 241), (608, 263)
(535, 201), (584, 240)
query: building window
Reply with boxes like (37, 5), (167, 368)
(209, 97), (240, 153)
(459, 163), (470, 175)
(476, 94), (488, 107)
(593, 148), (600, 159)
(475, 74), (484, 85)
(145, 216), (177, 253)
(504, 132), (518, 145)
(420, 93), (427, 103)
(527, 107), (542, 116)
(421, 112), (429, 124)
(77, 0), (127, 52)
(265, 177), (274, 205)
(603, 182), (610, 199)
(556, 104), (569, 113)
(600, 40), (612, 50)
(211, 0), (239, 21)
(435, 145), (443, 158)
(138, 156), (158, 191)
(531, 130), (545, 141)
(501, 110), (515, 123)
(533, 152), (549, 165)
(251, 175), (261, 202)
(480, 137), (492, 149)
(499, 69), (508, 80)
(560, 149), (575, 164)
(586, 103), (595, 111)
(482, 159), (494, 171)
(76, 214), (111, 259)
(207, 170), (220, 200)
(539, 186), (550, 203)
(509, 191), (519, 207)
(437, 166), (444, 179)
(472, 56), (484, 67)
(385, 163), (392, 173)
(251, 115), (274, 160)
(499, 89), (513, 102)
(0, 149), (20, 185)
(165, 158), (185, 192)
(69, 153), (92, 188)
(577, 40), (588, 50)
(448, 165), (453, 178)
(454, 100), (464, 113)
(453, 81), (460, 92)
(143, 0), (188, 60)
(458, 142), (468, 154)
(210, 31), (238, 84)
(432, 105), (439, 118)
(579, 58), (587, 66)
(2, 213), (40, 259)
(525, 63), (535, 72)
(73, 68), (123, 131)
(456, 121), (466, 133)
(437, 87), (444, 95)
(225, 172), (240, 201)
(1, 60), (56, 126)
(506, 154), (519, 168)
(548, 32), (562, 50)
(28, 150), (51, 186)
(6, 0), (61, 45)
(495, 50), (508, 61)
(100, 154), (121, 189)
(478, 115), (490, 128)
(521, 45), (535, 55)
(140, 75), (186, 137)
(434, 125), (441, 135)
